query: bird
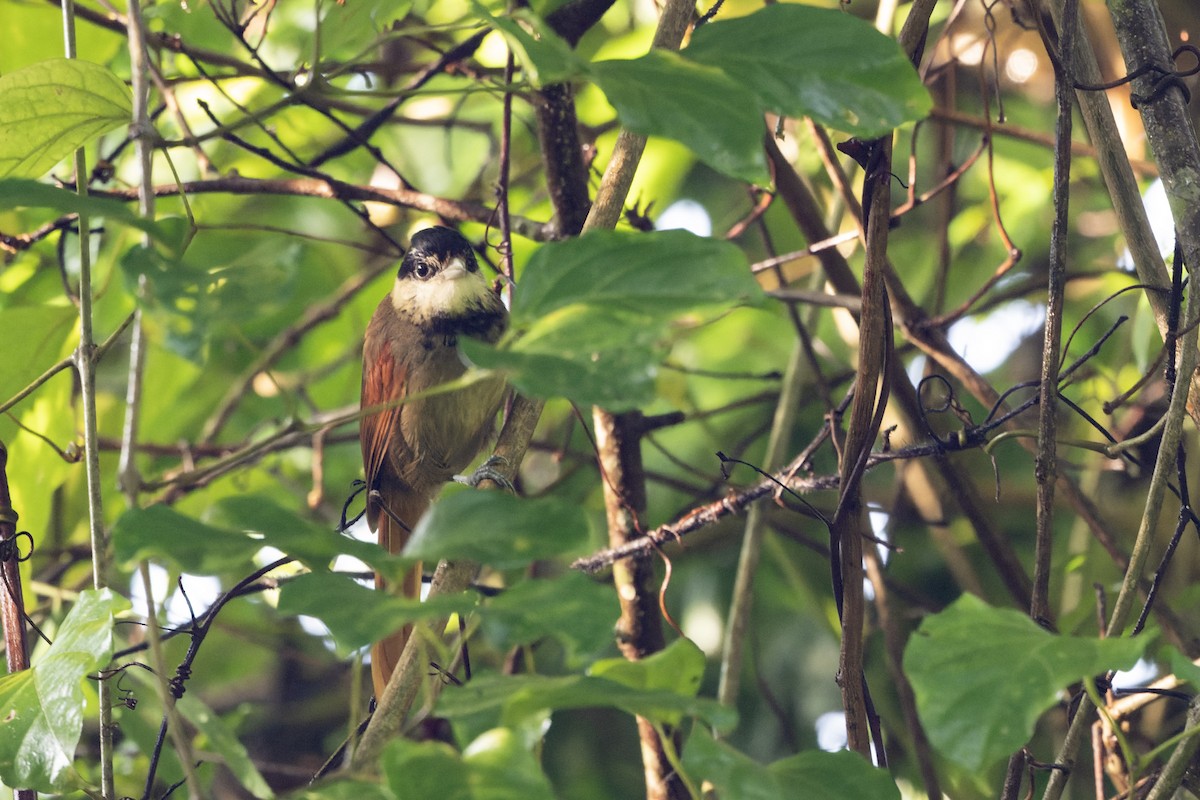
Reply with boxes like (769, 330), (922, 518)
(359, 225), (508, 700)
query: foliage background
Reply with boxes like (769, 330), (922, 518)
(1, 0), (1200, 798)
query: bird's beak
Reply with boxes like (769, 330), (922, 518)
(440, 258), (468, 280)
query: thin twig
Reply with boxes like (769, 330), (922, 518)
(61, 0), (117, 791)
(1030, 0), (1077, 626)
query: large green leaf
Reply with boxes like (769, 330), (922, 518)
(275, 571), (475, 655)
(0, 59), (132, 178)
(683, 727), (900, 800)
(0, 589), (129, 792)
(903, 594), (1147, 771)
(684, 4), (931, 137)
(403, 490), (590, 569)
(592, 50), (768, 183)
(176, 694), (273, 799)
(437, 672), (737, 732)
(466, 229), (758, 409)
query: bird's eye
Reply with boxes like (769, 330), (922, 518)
(413, 263), (432, 279)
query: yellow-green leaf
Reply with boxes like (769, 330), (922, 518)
(0, 59), (132, 178)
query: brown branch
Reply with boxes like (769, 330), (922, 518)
(831, 136), (892, 760)
(94, 177), (553, 241)
(0, 444), (31, 673)
(864, 548), (941, 800)
(0, 216), (76, 255)
(593, 410), (686, 800)
(0, 444), (33, 800)
(570, 441), (977, 574)
(1030, 0), (1078, 627)
(535, 83), (592, 237)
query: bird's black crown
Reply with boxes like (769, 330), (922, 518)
(399, 226), (479, 279)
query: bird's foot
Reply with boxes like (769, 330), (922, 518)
(453, 455), (514, 493)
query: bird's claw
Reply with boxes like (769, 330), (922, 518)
(453, 455), (514, 493)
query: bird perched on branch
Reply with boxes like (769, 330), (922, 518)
(360, 226), (508, 699)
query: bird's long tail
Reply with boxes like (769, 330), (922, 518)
(371, 488), (428, 701)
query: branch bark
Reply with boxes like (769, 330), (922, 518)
(0, 444), (34, 800)
(1030, 0), (1077, 627)
(95, 177), (552, 241)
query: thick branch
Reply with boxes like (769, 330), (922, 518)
(594, 410), (685, 800)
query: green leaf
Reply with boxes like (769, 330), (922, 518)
(112, 504), (264, 575)
(275, 571), (475, 655)
(0, 305), (75, 400)
(295, 779), (392, 800)
(684, 5), (931, 137)
(320, 0), (413, 61)
(466, 229), (759, 409)
(403, 490), (590, 569)
(176, 695), (274, 799)
(459, 728), (556, 799)
(121, 238), (301, 363)
(472, 3), (584, 86)
(683, 728), (899, 800)
(480, 572), (616, 666)
(903, 594), (1147, 771)
(682, 727), (781, 800)
(589, 638), (705, 725)
(0, 179), (168, 244)
(0, 589), (129, 792)
(379, 730), (555, 800)
(1165, 645), (1200, 688)
(462, 342), (659, 411)
(512, 229), (757, 321)
(437, 672), (737, 732)
(769, 750), (900, 800)
(381, 738), (470, 800)
(0, 59), (132, 178)
(112, 499), (405, 579)
(208, 496), (405, 578)
(592, 50), (768, 183)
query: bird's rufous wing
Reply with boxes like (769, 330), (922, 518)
(360, 336), (407, 532)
